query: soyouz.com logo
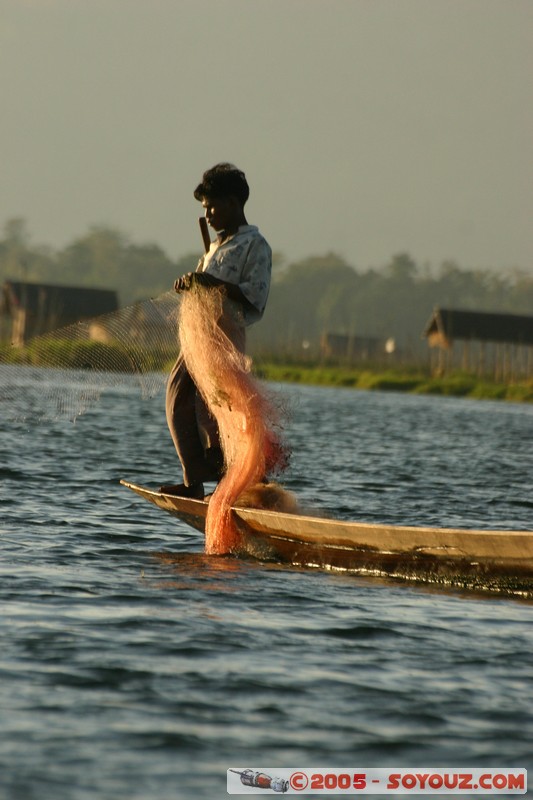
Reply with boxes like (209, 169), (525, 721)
(227, 768), (527, 794)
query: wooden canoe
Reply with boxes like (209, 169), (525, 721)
(120, 480), (533, 597)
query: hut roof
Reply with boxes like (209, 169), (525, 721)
(2, 280), (118, 322)
(423, 307), (533, 348)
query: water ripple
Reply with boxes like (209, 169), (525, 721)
(1, 371), (532, 798)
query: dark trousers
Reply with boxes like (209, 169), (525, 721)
(165, 315), (245, 486)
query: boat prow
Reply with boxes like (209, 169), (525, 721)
(120, 480), (533, 597)
(121, 480), (209, 533)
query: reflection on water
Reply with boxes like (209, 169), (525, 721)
(151, 552), (245, 594)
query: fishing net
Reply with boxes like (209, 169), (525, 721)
(178, 285), (288, 554)
(0, 292), (180, 422)
(1, 284), (290, 555)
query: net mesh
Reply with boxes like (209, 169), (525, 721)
(0, 291), (180, 422)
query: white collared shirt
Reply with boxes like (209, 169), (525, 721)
(199, 225), (272, 326)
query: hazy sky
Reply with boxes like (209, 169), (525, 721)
(1, 0), (532, 272)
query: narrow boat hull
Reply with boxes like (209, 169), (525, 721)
(120, 480), (533, 597)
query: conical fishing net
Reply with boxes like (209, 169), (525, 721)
(1, 285), (289, 555)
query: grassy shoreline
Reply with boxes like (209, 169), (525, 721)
(254, 362), (533, 403)
(2, 340), (532, 403)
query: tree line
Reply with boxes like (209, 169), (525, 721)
(254, 252), (533, 360)
(2, 218), (532, 360)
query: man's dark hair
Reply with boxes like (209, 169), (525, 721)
(194, 163), (250, 206)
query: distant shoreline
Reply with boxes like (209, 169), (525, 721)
(1, 341), (531, 403)
(254, 362), (533, 404)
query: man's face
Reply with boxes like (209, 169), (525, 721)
(201, 196), (236, 232)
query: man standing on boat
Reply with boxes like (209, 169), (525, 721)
(161, 163), (272, 499)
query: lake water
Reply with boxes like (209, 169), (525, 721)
(1, 367), (532, 799)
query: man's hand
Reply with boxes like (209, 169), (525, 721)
(173, 272), (221, 293)
(173, 272), (195, 293)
